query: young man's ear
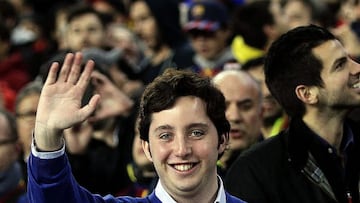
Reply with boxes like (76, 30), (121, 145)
(218, 133), (228, 154)
(295, 85), (319, 104)
(141, 140), (153, 162)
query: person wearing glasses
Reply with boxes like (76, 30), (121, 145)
(0, 109), (27, 203)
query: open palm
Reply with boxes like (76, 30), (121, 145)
(34, 53), (100, 151)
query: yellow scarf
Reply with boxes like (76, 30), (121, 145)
(231, 36), (265, 64)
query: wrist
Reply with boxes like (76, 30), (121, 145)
(34, 123), (63, 151)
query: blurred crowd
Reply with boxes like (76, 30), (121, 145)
(1, 0), (360, 202)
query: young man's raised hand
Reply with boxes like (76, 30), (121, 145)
(35, 52), (100, 151)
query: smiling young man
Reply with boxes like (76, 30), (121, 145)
(26, 52), (245, 203)
(225, 25), (360, 203)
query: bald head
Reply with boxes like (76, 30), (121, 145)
(213, 70), (262, 103)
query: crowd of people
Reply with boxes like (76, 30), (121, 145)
(1, 0), (360, 202)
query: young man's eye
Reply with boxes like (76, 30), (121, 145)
(159, 133), (172, 140)
(191, 130), (204, 137)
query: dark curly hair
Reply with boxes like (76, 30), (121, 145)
(138, 69), (230, 153)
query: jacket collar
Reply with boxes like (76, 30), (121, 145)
(286, 117), (315, 169)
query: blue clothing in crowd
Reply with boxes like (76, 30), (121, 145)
(27, 151), (245, 203)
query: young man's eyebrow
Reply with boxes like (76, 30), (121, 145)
(186, 123), (209, 129)
(153, 125), (173, 133)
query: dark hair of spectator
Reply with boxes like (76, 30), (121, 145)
(231, 0), (274, 49)
(264, 25), (336, 117)
(241, 56), (265, 71)
(66, 4), (106, 27)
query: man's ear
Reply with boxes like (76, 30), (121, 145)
(141, 140), (153, 162)
(218, 133), (228, 155)
(295, 85), (318, 104)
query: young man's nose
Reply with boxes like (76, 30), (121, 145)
(174, 136), (192, 157)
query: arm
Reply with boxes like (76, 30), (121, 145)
(28, 52), (146, 203)
(28, 52), (103, 203)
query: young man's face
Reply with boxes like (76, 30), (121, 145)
(189, 29), (229, 60)
(312, 39), (360, 109)
(142, 96), (226, 199)
(66, 13), (105, 51)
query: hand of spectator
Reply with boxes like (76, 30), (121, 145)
(64, 121), (93, 154)
(88, 70), (134, 122)
(34, 52), (100, 151)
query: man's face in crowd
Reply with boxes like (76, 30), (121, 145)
(188, 29), (229, 60)
(142, 96), (226, 199)
(215, 72), (263, 151)
(312, 39), (360, 109)
(130, 1), (159, 50)
(66, 13), (105, 51)
(246, 65), (284, 124)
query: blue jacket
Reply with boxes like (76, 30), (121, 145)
(27, 153), (245, 203)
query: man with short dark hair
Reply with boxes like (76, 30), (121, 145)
(0, 109), (27, 203)
(225, 25), (360, 203)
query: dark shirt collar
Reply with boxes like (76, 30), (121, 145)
(287, 118), (355, 168)
(288, 117), (357, 202)
(340, 123), (354, 154)
(311, 122), (354, 157)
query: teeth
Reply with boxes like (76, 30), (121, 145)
(352, 82), (360, 88)
(173, 164), (193, 171)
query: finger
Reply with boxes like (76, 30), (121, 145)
(91, 71), (108, 81)
(91, 71), (107, 91)
(45, 62), (60, 85)
(58, 53), (74, 82)
(68, 52), (84, 84)
(79, 94), (100, 120)
(77, 59), (95, 90)
(87, 113), (103, 123)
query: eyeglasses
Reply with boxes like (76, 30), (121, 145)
(0, 137), (17, 146)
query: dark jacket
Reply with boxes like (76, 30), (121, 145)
(225, 118), (360, 203)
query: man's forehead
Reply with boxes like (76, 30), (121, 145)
(312, 39), (346, 68)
